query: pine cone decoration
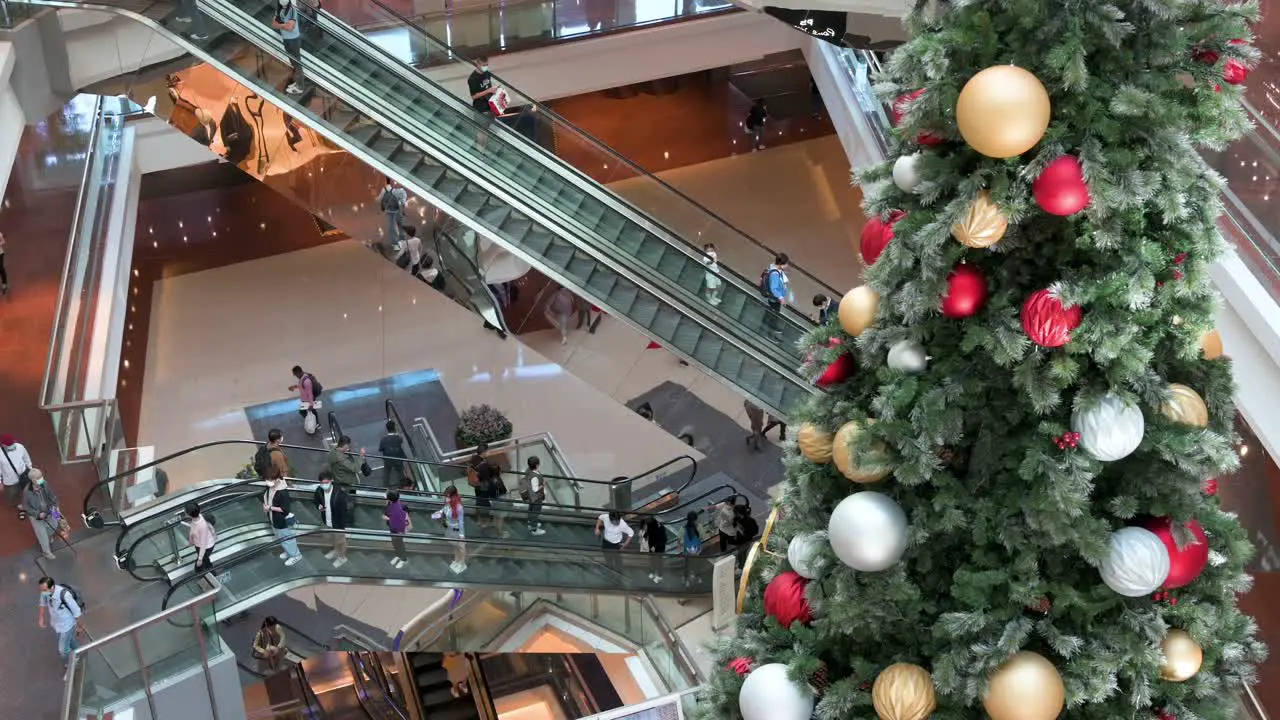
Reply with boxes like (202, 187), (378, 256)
(809, 663), (830, 694)
(935, 447), (957, 464)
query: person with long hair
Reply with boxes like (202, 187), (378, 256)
(432, 486), (467, 574)
(263, 466), (301, 566)
(252, 616), (287, 673)
(682, 511), (702, 587)
(643, 516), (667, 584)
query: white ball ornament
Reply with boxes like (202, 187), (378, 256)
(887, 340), (928, 374)
(787, 531), (828, 580)
(1100, 527), (1171, 597)
(738, 663), (814, 720)
(892, 153), (923, 193)
(827, 492), (908, 572)
(1071, 393), (1145, 461)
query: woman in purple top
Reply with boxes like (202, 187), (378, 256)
(384, 489), (411, 568)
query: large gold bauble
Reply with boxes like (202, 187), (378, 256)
(872, 663), (936, 720)
(1161, 629), (1203, 682)
(832, 421), (891, 483)
(839, 286), (879, 337)
(956, 66), (1052, 159)
(797, 424), (835, 464)
(1162, 383), (1209, 428)
(1201, 329), (1224, 359)
(952, 191), (1008, 248)
(982, 651), (1065, 720)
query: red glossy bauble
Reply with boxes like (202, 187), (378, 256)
(763, 571), (814, 628)
(941, 264), (988, 319)
(1224, 58), (1249, 85)
(1021, 289), (1083, 348)
(816, 351), (856, 389)
(890, 89), (943, 145)
(1193, 47), (1220, 65)
(1143, 517), (1210, 589)
(1033, 156), (1090, 216)
(859, 210), (905, 266)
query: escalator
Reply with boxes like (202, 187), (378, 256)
(23, 0), (828, 417)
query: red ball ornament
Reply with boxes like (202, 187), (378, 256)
(1193, 47), (1220, 65)
(815, 351), (856, 389)
(1143, 517), (1210, 589)
(859, 210), (905, 265)
(890, 89), (943, 145)
(1224, 58), (1249, 85)
(1034, 156), (1090, 216)
(1022, 289), (1083, 348)
(763, 571), (814, 628)
(940, 264), (987, 319)
(1203, 478), (1220, 496)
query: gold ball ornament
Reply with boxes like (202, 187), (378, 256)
(832, 420), (891, 483)
(952, 191), (1008, 248)
(1161, 629), (1203, 682)
(956, 65), (1052, 159)
(872, 663), (936, 720)
(982, 651), (1065, 720)
(797, 424), (835, 464)
(1201, 329), (1224, 359)
(1162, 383), (1209, 428)
(839, 286), (879, 337)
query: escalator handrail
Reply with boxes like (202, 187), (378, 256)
(364, 652), (411, 720)
(161, 523), (731, 610)
(296, 663), (330, 720)
(328, 410), (343, 447)
(84, 437), (692, 518)
(302, 0), (830, 332)
(127, 478), (743, 575)
(383, 398), (421, 462)
(347, 652), (384, 719)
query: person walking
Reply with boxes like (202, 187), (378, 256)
(543, 286), (577, 345)
(743, 401), (785, 451)
(264, 468), (302, 566)
(745, 99), (769, 151)
(762, 253), (792, 336)
(186, 502), (216, 574)
(813, 293), (838, 324)
(681, 511), (703, 587)
(327, 435), (366, 487)
(255, 428), (290, 480)
(384, 489), (411, 569)
(377, 421), (410, 488)
(701, 243), (723, 306)
(732, 504), (760, 570)
(519, 456), (546, 535)
(708, 497), (738, 553)
(594, 510), (633, 576)
(24, 469), (62, 560)
(252, 616), (288, 673)
(271, 0), (305, 94)
(1, 433), (32, 518)
(642, 516), (667, 584)
(377, 177), (408, 249)
(37, 576), (83, 670)
(314, 471), (349, 568)
(287, 367), (322, 433)
(432, 486), (467, 573)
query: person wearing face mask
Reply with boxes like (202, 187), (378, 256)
(271, 0), (305, 95)
(313, 471), (349, 568)
(701, 243), (722, 306)
(1, 433), (33, 518)
(264, 466), (302, 566)
(467, 56), (496, 149)
(23, 469), (61, 560)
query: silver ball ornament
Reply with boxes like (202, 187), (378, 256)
(787, 531), (828, 580)
(1100, 526), (1171, 597)
(738, 663), (814, 720)
(892, 153), (923, 193)
(1071, 393), (1145, 462)
(887, 340), (928, 373)
(827, 491), (908, 572)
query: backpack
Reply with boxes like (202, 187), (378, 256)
(758, 267), (780, 298)
(684, 528), (702, 556)
(253, 445), (275, 478)
(494, 473), (508, 497)
(380, 188), (404, 214)
(380, 433), (407, 459)
(58, 585), (87, 613)
(303, 373), (323, 398)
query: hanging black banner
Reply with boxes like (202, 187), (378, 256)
(762, 7), (847, 45)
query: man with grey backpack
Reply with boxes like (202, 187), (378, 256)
(377, 177), (408, 250)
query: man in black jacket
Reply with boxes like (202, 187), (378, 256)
(314, 471), (350, 568)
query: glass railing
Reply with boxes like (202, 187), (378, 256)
(352, 0), (737, 59)
(835, 48), (891, 159)
(61, 573), (224, 720)
(39, 95), (136, 464)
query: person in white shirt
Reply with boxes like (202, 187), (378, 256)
(519, 456), (546, 535)
(186, 502), (217, 573)
(701, 243), (722, 306)
(1, 433), (32, 516)
(38, 576), (84, 668)
(594, 510), (633, 576)
(402, 225), (424, 278)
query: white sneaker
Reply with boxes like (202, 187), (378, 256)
(395, 558), (407, 569)
(175, 15), (192, 21)
(286, 83), (303, 95)
(324, 550), (337, 560)
(333, 557), (347, 568)
(451, 562), (467, 574)
(279, 552), (289, 560)
(389, 557), (401, 566)
(647, 572), (654, 580)
(653, 575), (663, 583)
(284, 555), (302, 567)
(531, 527), (546, 535)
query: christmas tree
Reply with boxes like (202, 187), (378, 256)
(698, 0), (1268, 718)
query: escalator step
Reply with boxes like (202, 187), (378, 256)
(498, 216), (533, 242)
(415, 667), (450, 689)
(566, 256), (597, 285)
(478, 204), (512, 229)
(692, 333), (725, 368)
(629, 295), (660, 327)
(610, 283), (640, 315)
(614, 224), (648, 255)
(370, 136), (402, 159)
(522, 227), (554, 256)
(583, 267), (618, 299)
(649, 310), (680, 342)
(411, 653), (443, 668)
(543, 240), (576, 271)
(718, 349), (744, 377)
(634, 234), (666, 268)
(413, 164), (445, 188)
(656, 247), (691, 281)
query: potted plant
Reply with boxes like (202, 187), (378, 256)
(454, 404), (513, 450)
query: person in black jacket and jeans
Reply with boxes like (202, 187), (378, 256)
(643, 517), (667, 584)
(314, 471), (349, 568)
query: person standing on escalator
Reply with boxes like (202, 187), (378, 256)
(594, 510), (633, 578)
(642, 517), (667, 584)
(265, 467), (303, 567)
(314, 471), (349, 568)
(272, 0), (305, 95)
(326, 435), (367, 487)
(378, 421), (410, 488)
(377, 177), (408, 250)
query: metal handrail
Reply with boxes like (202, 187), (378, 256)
(636, 595), (705, 685)
(39, 94), (106, 409)
(399, 588), (486, 651)
(333, 624), (383, 650)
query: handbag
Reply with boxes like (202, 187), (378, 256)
(360, 461), (372, 477)
(285, 513), (297, 528)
